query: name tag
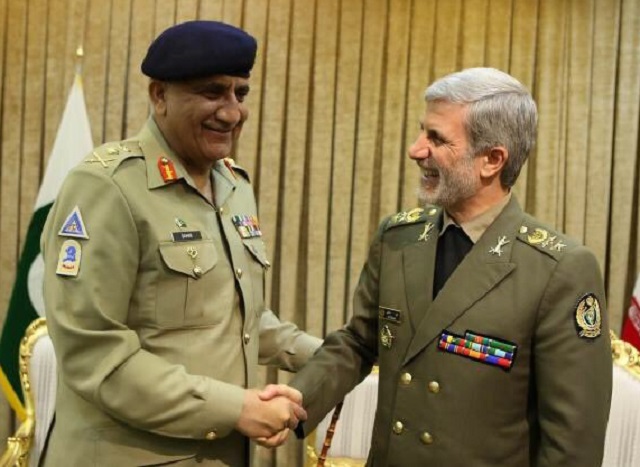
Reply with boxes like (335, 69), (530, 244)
(171, 231), (203, 242)
(379, 307), (402, 324)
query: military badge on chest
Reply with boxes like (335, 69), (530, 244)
(170, 217), (205, 278)
(438, 330), (517, 371)
(379, 307), (402, 349)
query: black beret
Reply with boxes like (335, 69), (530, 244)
(141, 20), (257, 81)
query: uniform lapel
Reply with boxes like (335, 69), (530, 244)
(402, 197), (524, 365)
(403, 218), (440, 332)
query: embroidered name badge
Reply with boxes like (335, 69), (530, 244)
(438, 330), (517, 371)
(575, 293), (602, 338)
(56, 239), (82, 276)
(58, 206), (89, 239)
(171, 231), (203, 242)
(232, 215), (262, 239)
(379, 307), (402, 324)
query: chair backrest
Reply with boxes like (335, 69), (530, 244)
(602, 331), (640, 467)
(306, 369), (378, 467)
(0, 318), (56, 467)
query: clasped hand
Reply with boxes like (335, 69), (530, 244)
(235, 384), (305, 448)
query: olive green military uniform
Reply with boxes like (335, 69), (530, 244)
(291, 197), (612, 467)
(41, 118), (321, 466)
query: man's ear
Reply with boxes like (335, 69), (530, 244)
(480, 146), (508, 179)
(148, 80), (168, 116)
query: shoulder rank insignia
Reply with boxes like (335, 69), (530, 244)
(390, 207), (424, 226)
(56, 239), (82, 276)
(58, 206), (89, 239)
(519, 225), (568, 253)
(575, 293), (602, 338)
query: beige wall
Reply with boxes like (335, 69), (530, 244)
(1, 0), (638, 465)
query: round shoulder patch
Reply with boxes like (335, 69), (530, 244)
(575, 293), (602, 338)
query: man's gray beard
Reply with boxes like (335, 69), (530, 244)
(416, 159), (478, 209)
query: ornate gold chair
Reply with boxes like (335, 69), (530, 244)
(602, 331), (640, 466)
(305, 368), (378, 467)
(0, 318), (56, 467)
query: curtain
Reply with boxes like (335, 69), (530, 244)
(0, 0), (638, 465)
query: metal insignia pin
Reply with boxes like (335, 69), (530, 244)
(418, 222), (434, 242)
(380, 325), (395, 349)
(489, 236), (510, 256)
(175, 218), (187, 228)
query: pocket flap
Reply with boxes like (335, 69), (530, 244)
(159, 240), (218, 278)
(242, 239), (270, 268)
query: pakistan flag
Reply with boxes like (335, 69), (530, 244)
(0, 73), (93, 419)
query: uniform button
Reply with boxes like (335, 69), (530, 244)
(236, 268), (243, 279)
(243, 333), (251, 345)
(219, 207), (225, 215)
(205, 431), (217, 440)
(193, 266), (203, 277)
(428, 381), (440, 393)
(428, 208), (437, 215)
(392, 421), (404, 435)
(400, 372), (412, 385)
(420, 432), (433, 445)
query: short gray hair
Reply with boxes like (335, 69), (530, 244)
(425, 68), (537, 188)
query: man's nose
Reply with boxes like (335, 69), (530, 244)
(216, 99), (244, 126)
(408, 134), (430, 160)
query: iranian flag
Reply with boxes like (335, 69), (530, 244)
(0, 72), (93, 419)
(621, 274), (640, 351)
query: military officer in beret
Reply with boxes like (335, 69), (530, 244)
(264, 68), (612, 465)
(41, 20), (321, 466)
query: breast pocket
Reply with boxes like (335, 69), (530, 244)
(157, 240), (218, 327)
(242, 238), (270, 316)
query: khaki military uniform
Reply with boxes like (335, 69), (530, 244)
(291, 197), (612, 467)
(41, 118), (321, 466)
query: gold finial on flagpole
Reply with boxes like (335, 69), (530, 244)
(75, 46), (84, 77)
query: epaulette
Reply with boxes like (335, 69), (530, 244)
(223, 157), (250, 182)
(516, 215), (578, 260)
(81, 140), (143, 174)
(384, 205), (440, 231)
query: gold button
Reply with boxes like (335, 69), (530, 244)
(428, 381), (440, 393)
(392, 421), (404, 435)
(400, 372), (412, 385)
(236, 268), (243, 278)
(205, 431), (217, 440)
(519, 226), (528, 234)
(428, 208), (437, 215)
(243, 333), (251, 345)
(265, 259), (271, 268)
(420, 432), (433, 445)
(219, 207), (225, 215)
(193, 266), (203, 277)
(160, 157), (169, 164)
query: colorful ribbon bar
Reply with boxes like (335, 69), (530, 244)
(438, 330), (517, 371)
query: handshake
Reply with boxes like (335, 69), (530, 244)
(235, 384), (306, 448)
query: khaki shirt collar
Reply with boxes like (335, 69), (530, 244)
(138, 118), (237, 193)
(440, 192), (512, 244)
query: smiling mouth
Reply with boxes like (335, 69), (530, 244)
(422, 168), (439, 179)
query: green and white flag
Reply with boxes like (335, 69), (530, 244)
(0, 72), (93, 419)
